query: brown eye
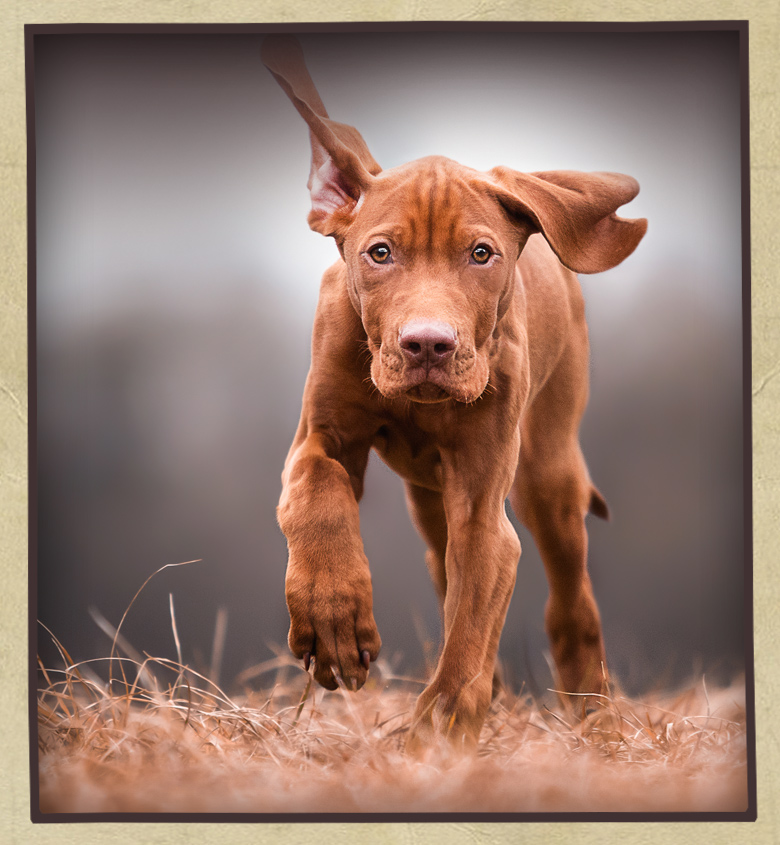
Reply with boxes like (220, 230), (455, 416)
(368, 243), (392, 264)
(471, 245), (492, 264)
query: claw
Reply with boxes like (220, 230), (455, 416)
(360, 649), (370, 671)
(303, 651), (311, 671)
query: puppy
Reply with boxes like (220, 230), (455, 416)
(263, 35), (646, 748)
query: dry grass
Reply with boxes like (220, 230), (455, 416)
(37, 567), (749, 816)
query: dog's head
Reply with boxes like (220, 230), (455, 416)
(263, 36), (647, 405)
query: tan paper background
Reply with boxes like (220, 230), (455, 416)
(3, 1), (776, 843)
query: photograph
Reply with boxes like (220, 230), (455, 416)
(31, 24), (752, 818)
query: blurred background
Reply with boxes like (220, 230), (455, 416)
(34, 29), (746, 696)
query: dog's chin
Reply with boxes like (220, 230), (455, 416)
(406, 382), (451, 404)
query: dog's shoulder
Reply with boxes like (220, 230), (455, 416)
(306, 259), (373, 396)
(517, 234), (585, 323)
(315, 259), (352, 308)
(513, 234), (588, 394)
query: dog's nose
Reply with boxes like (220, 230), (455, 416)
(399, 321), (457, 367)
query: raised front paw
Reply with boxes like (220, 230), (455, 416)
(285, 563), (381, 691)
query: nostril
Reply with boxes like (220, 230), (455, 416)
(399, 321), (458, 366)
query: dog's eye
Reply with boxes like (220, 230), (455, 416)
(471, 245), (492, 264)
(368, 244), (392, 264)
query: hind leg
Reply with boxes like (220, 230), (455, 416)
(510, 340), (608, 703)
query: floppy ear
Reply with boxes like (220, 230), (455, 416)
(262, 35), (382, 238)
(488, 167), (647, 274)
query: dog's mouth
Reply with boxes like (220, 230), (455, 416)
(392, 361), (454, 404)
(372, 347), (489, 405)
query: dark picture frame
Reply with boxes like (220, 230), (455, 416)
(27, 21), (755, 822)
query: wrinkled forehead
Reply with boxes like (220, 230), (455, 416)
(351, 157), (515, 254)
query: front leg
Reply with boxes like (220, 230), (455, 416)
(277, 429), (381, 691)
(408, 431), (522, 750)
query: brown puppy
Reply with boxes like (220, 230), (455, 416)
(262, 35), (647, 749)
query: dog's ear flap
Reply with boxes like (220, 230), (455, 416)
(488, 167), (647, 274)
(262, 36), (381, 238)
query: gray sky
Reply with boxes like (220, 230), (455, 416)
(36, 31), (741, 331)
(34, 29), (746, 693)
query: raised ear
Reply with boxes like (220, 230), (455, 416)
(261, 35), (382, 238)
(488, 167), (647, 274)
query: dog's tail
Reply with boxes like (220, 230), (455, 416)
(588, 487), (610, 521)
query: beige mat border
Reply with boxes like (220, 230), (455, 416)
(3, 3), (776, 843)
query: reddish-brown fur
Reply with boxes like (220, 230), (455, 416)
(263, 36), (647, 749)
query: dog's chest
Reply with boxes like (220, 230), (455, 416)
(371, 415), (447, 491)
